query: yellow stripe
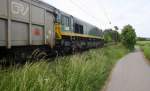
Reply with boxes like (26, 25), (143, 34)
(61, 32), (102, 39)
(55, 23), (62, 39)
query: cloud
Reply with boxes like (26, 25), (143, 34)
(42, 0), (150, 37)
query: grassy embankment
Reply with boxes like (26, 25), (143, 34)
(137, 41), (150, 60)
(0, 44), (128, 91)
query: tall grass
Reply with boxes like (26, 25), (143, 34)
(139, 41), (150, 60)
(0, 44), (128, 91)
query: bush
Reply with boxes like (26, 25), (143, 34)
(103, 29), (120, 43)
(121, 25), (136, 50)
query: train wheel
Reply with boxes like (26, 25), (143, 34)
(72, 45), (78, 54)
(30, 48), (48, 61)
(4, 53), (15, 66)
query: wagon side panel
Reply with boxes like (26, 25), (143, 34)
(31, 24), (44, 45)
(46, 11), (55, 48)
(31, 5), (44, 25)
(0, 19), (7, 46)
(0, 0), (8, 18)
(0, 0), (56, 48)
(11, 21), (29, 46)
(11, 0), (30, 22)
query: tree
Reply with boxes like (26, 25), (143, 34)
(121, 25), (136, 50)
(137, 37), (147, 41)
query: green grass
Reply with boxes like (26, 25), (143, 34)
(137, 41), (150, 46)
(138, 41), (150, 60)
(0, 44), (128, 91)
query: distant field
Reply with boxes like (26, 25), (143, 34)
(137, 41), (150, 46)
(0, 44), (128, 91)
(137, 41), (150, 61)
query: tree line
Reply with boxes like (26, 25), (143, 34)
(103, 25), (136, 51)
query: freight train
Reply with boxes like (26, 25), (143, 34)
(0, 0), (104, 62)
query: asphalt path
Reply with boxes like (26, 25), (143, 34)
(104, 48), (150, 91)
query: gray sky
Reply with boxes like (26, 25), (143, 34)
(42, 0), (150, 37)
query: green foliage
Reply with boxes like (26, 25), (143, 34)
(142, 45), (150, 60)
(104, 31), (112, 42)
(103, 29), (120, 43)
(121, 25), (136, 50)
(137, 37), (150, 41)
(138, 41), (150, 61)
(137, 41), (150, 46)
(137, 37), (147, 41)
(0, 45), (128, 91)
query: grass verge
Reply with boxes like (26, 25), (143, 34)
(0, 44), (128, 91)
(138, 41), (150, 60)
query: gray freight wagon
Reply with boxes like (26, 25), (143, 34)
(0, 0), (56, 49)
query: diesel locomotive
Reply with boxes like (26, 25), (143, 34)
(0, 0), (104, 61)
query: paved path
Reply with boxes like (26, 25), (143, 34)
(104, 48), (150, 91)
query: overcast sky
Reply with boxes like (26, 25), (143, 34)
(42, 0), (150, 37)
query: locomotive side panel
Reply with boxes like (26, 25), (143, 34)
(86, 23), (102, 36)
(73, 18), (85, 34)
(84, 23), (95, 35)
(72, 17), (103, 37)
